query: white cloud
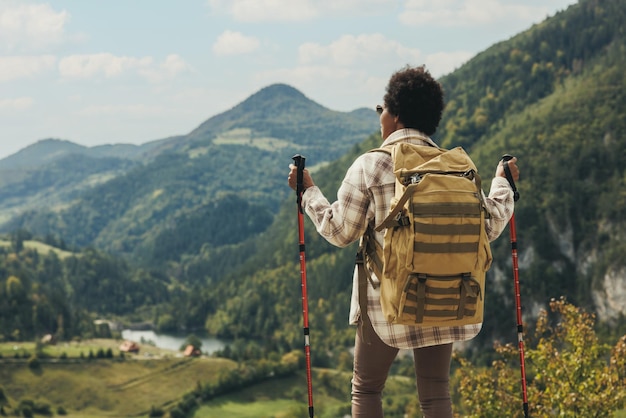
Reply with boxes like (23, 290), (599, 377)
(207, 0), (392, 22)
(213, 30), (261, 56)
(139, 54), (193, 83)
(400, 0), (554, 27)
(299, 34), (421, 67)
(0, 96), (34, 111)
(0, 55), (56, 82)
(259, 65), (355, 85)
(0, 2), (69, 51)
(58, 53), (191, 83)
(76, 103), (168, 117)
(58, 53), (154, 79)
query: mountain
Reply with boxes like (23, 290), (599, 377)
(190, 0), (626, 354)
(0, 138), (160, 171)
(0, 83), (379, 258)
(2, 0), (625, 363)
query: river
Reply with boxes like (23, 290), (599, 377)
(121, 329), (228, 354)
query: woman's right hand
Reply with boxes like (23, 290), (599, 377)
(495, 157), (519, 181)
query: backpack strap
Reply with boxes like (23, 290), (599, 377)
(355, 228), (382, 344)
(368, 145), (393, 155)
(375, 183), (417, 232)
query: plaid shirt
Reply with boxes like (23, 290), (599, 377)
(302, 128), (515, 349)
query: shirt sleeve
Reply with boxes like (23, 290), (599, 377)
(483, 176), (515, 242)
(301, 161), (372, 248)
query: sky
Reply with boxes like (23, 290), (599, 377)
(0, 0), (578, 160)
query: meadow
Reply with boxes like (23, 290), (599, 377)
(0, 339), (419, 418)
(0, 340), (238, 417)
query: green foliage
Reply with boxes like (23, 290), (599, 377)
(149, 405), (165, 417)
(455, 298), (626, 417)
(0, 244), (170, 341)
(436, 0), (625, 151)
(145, 194), (273, 265)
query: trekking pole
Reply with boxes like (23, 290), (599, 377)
(292, 154), (314, 418)
(501, 154), (529, 418)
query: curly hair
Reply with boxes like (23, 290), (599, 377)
(383, 65), (445, 136)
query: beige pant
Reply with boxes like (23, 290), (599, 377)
(351, 320), (453, 418)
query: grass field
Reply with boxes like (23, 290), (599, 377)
(1, 338), (175, 360)
(0, 340), (358, 418)
(0, 239), (75, 259)
(0, 340), (238, 417)
(193, 369), (355, 418)
(3, 340), (623, 417)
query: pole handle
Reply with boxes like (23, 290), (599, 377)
(293, 154), (306, 213)
(501, 154), (520, 202)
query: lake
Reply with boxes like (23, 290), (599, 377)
(121, 329), (227, 354)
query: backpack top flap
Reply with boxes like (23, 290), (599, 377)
(391, 144), (477, 184)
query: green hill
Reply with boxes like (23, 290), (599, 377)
(0, 84), (378, 261)
(0, 0), (625, 377)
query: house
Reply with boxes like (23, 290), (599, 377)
(41, 334), (56, 345)
(119, 341), (140, 353)
(183, 345), (201, 357)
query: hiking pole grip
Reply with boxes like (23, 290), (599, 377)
(292, 154), (306, 213)
(501, 154), (520, 202)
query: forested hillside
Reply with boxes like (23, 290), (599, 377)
(186, 0), (626, 359)
(1, 0), (625, 367)
(0, 84), (378, 259)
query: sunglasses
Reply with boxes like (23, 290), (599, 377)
(376, 105), (383, 115)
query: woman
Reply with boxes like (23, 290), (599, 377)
(288, 65), (519, 417)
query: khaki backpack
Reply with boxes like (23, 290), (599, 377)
(356, 142), (493, 328)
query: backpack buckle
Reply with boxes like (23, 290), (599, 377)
(355, 251), (364, 265)
(409, 173), (422, 184)
(394, 213), (410, 228)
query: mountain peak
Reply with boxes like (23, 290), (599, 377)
(188, 83), (331, 139)
(248, 83), (306, 101)
(236, 83), (318, 112)
(0, 138), (87, 169)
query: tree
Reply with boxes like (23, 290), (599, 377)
(5, 276), (24, 300)
(10, 229), (31, 253)
(0, 386), (8, 413)
(454, 298), (626, 417)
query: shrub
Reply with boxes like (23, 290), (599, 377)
(27, 356), (40, 370)
(149, 405), (165, 417)
(32, 401), (51, 415)
(168, 406), (185, 418)
(455, 298), (626, 417)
